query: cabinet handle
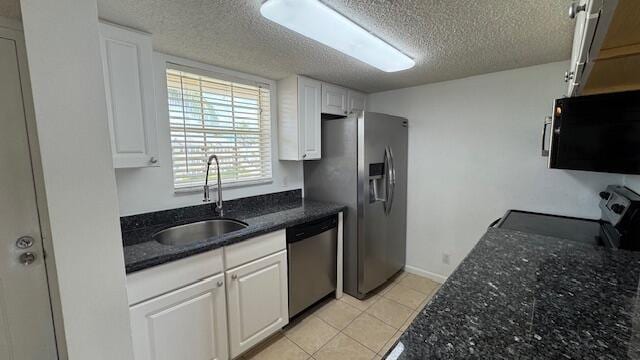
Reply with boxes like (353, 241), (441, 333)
(217, 280), (223, 287)
(149, 156), (158, 164)
(302, 154), (307, 159)
(231, 274), (238, 280)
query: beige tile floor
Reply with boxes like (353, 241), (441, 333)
(240, 272), (441, 360)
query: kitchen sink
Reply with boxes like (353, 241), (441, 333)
(153, 218), (248, 246)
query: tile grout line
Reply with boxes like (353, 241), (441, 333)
(380, 291), (423, 312)
(314, 314), (341, 349)
(339, 324), (388, 357)
(310, 303), (364, 357)
(285, 274), (437, 360)
(307, 297), (381, 358)
(285, 313), (345, 358)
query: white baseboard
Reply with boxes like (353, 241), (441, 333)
(404, 265), (448, 284)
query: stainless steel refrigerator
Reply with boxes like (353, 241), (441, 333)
(304, 111), (408, 299)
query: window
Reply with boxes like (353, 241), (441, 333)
(166, 67), (272, 189)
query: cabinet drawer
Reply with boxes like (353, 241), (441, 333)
(127, 248), (223, 305)
(224, 230), (285, 269)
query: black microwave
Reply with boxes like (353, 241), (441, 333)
(546, 90), (640, 175)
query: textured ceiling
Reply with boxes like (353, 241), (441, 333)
(3, 1), (574, 93)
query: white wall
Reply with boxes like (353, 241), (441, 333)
(625, 175), (640, 193)
(20, 0), (134, 359)
(368, 61), (625, 280)
(115, 53), (303, 216)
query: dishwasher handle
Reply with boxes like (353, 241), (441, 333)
(286, 215), (338, 243)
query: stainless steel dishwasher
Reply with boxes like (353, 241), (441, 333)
(286, 215), (337, 318)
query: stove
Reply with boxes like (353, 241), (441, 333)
(494, 185), (640, 251)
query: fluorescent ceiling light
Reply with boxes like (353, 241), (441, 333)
(260, 0), (415, 72)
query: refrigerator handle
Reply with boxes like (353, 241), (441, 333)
(384, 146), (396, 215)
(389, 146), (396, 211)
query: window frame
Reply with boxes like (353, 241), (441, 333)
(163, 61), (276, 193)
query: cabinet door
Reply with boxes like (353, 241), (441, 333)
(347, 90), (366, 114)
(321, 83), (348, 116)
(130, 274), (228, 360)
(567, 0), (602, 96)
(298, 77), (322, 160)
(226, 250), (288, 358)
(99, 22), (159, 168)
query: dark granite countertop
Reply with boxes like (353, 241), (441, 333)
(385, 227), (640, 360)
(122, 191), (344, 273)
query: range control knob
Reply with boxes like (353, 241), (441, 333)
(599, 191), (611, 200)
(611, 204), (626, 214)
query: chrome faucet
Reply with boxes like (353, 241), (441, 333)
(203, 154), (224, 216)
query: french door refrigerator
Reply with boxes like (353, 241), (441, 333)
(304, 111), (408, 299)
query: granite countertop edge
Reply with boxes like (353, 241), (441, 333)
(123, 200), (345, 274)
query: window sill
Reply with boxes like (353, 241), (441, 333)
(174, 178), (274, 195)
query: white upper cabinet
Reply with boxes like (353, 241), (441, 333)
(566, 0), (619, 96)
(321, 83), (348, 116)
(347, 90), (366, 114)
(99, 22), (159, 168)
(130, 273), (228, 360)
(225, 250), (288, 359)
(277, 75), (322, 160)
(278, 75), (365, 161)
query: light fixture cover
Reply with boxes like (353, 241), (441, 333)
(260, 0), (415, 72)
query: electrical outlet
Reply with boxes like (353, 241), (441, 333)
(442, 253), (450, 265)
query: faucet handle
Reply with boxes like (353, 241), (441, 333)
(203, 185), (211, 202)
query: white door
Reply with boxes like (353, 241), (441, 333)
(130, 273), (228, 360)
(0, 35), (57, 359)
(298, 77), (322, 160)
(321, 83), (348, 116)
(226, 250), (288, 358)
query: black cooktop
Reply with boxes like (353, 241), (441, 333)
(496, 210), (603, 247)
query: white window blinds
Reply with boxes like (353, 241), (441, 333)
(166, 68), (272, 189)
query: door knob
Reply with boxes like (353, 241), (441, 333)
(217, 280), (224, 287)
(568, 2), (586, 19)
(16, 236), (34, 249)
(231, 274), (238, 280)
(19, 252), (36, 265)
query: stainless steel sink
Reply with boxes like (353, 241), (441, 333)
(153, 219), (248, 246)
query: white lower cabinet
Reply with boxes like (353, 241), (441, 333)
(226, 250), (289, 358)
(130, 273), (229, 360)
(128, 231), (289, 360)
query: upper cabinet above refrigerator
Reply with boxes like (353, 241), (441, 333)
(566, 0), (640, 96)
(321, 84), (367, 117)
(321, 83), (348, 116)
(347, 90), (366, 115)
